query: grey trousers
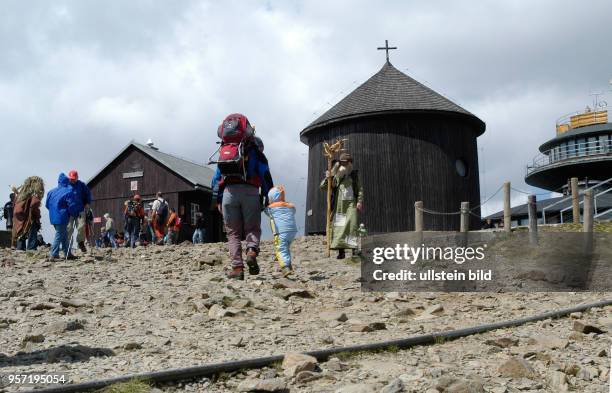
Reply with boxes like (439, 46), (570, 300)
(222, 184), (261, 267)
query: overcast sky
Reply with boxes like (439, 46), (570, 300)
(1, 0), (611, 240)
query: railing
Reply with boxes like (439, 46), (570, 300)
(542, 176), (612, 224)
(526, 139), (612, 176)
(556, 109), (608, 135)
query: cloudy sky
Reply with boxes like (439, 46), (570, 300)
(1, 0), (611, 240)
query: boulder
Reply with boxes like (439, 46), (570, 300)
(572, 320), (604, 334)
(527, 335), (568, 350)
(380, 378), (404, 393)
(498, 357), (537, 379)
(237, 378), (287, 392)
(485, 337), (519, 348)
(60, 299), (90, 308)
(547, 371), (569, 392)
(282, 352), (318, 377)
(319, 310), (348, 322)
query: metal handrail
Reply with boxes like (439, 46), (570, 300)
(542, 176), (612, 224)
(526, 139), (612, 176)
(556, 108), (608, 129)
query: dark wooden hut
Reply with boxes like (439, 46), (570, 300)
(300, 61), (486, 234)
(87, 141), (223, 242)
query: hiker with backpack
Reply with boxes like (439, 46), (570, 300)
(210, 113), (274, 280)
(151, 191), (169, 245)
(124, 194), (145, 248)
(320, 152), (364, 259)
(192, 212), (206, 244)
(103, 213), (117, 248)
(166, 207), (180, 245)
(66, 170), (93, 253)
(46, 173), (80, 261)
(3, 193), (15, 230)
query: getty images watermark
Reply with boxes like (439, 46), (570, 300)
(360, 231), (612, 292)
(371, 244), (490, 282)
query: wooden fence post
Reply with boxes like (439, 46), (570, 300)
(583, 190), (593, 233)
(414, 201), (423, 245)
(583, 189), (594, 254)
(460, 202), (469, 233)
(571, 177), (580, 223)
(528, 195), (538, 245)
(414, 201), (423, 232)
(503, 182), (511, 232)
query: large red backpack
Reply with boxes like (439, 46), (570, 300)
(208, 113), (255, 180)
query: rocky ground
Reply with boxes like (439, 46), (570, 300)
(0, 235), (610, 392)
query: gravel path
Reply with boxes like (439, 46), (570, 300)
(0, 236), (610, 392)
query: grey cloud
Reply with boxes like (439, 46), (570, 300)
(1, 0), (611, 239)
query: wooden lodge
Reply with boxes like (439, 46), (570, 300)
(87, 141), (223, 243)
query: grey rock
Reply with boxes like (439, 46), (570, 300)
(576, 366), (598, 381)
(334, 384), (378, 393)
(60, 298), (90, 308)
(295, 370), (321, 383)
(381, 378), (404, 393)
(485, 337), (519, 348)
(325, 357), (347, 372)
(22, 333), (45, 345)
(30, 302), (58, 310)
(547, 371), (569, 392)
(572, 320), (604, 334)
(319, 310), (348, 322)
(498, 357), (537, 379)
(527, 335), (568, 350)
(237, 378), (287, 392)
(446, 378), (485, 393)
(282, 352), (318, 377)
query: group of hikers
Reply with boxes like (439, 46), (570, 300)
(4, 172), (208, 261)
(2, 113), (364, 280)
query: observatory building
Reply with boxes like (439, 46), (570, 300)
(526, 108), (612, 192)
(487, 105), (612, 227)
(300, 53), (486, 235)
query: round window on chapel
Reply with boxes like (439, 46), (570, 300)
(455, 159), (468, 177)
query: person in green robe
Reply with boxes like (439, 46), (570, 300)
(320, 152), (364, 259)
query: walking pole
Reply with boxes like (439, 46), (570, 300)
(323, 139), (344, 257)
(66, 219), (77, 261)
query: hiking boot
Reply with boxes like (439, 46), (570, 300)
(337, 249), (346, 259)
(46, 255), (61, 262)
(227, 267), (244, 280)
(78, 241), (87, 253)
(246, 248), (260, 275)
(66, 253), (78, 261)
(281, 265), (293, 278)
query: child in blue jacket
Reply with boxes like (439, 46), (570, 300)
(264, 185), (297, 277)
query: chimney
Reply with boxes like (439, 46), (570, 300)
(146, 138), (159, 150)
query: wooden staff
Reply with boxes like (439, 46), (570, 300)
(323, 139), (345, 257)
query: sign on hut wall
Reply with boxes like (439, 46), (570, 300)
(122, 171), (143, 179)
(130, 181), (138, 191)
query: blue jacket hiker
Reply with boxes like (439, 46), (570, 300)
(264, 185), (297, 277)
(45, 173), (80, 260)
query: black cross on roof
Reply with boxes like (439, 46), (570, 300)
(377, 40), (397, 63)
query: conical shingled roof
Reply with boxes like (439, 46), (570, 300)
(301, 62), (485, 139)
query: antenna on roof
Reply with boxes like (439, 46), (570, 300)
(146, 139), (159, 150)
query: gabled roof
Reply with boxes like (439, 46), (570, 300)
(88, 141), (215, 190)
(301, 62), (485, 139)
